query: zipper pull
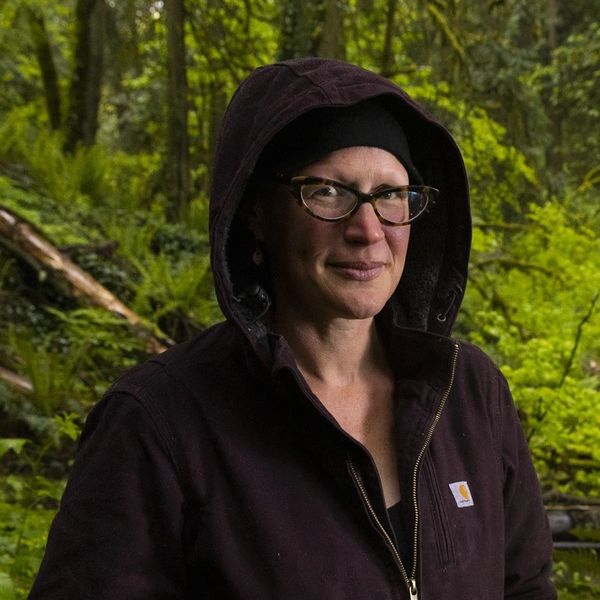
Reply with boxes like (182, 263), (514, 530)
(408, 578), (419, 600)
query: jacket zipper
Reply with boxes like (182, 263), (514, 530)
(347, 460), (411, 584)
(348, 342), (459, 600)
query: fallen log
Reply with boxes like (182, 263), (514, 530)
(545, 492), (600, 532)
(0, 365), (34, 395)
(544, 492), (600, 506)
(554, 541), (600, 550)
(0, 205), (172, 354)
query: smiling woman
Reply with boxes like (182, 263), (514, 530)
(29, 58), (556, 600)
(251, 147), (413, 326)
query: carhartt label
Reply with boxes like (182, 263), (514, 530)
(449, 481), (474, 507)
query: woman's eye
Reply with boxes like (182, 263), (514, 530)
(316, 185), (339, 197)
(377, 189), (400, 200)
(305, 185), (340, 199)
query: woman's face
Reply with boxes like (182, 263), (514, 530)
(254, 146), (411, 325)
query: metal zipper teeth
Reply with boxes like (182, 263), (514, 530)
(347, 459), (410, 585)
(347, 341), (460, 599)
(408, 342), (460, 582)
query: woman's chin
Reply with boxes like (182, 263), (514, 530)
(326, 294), (389, 321)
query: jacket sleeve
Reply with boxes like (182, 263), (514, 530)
(498, 374), (557, 599)
(28, 392), (188, 599)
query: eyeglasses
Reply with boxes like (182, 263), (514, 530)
(280, 176), (438, 225)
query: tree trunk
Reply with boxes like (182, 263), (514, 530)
(278, 0), (346, 60)
(207, 80), (227, 191)
(165, 0), (190, 222)
(26, 7), (61, 130)
(64, 0), (106, 153)
(380, 0), (399, 77)
(278, 0), (322, 60)
(317, 0), (346, 59)
(545, 0), (563, 172)
(547, 0), (559, 52)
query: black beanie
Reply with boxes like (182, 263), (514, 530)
(254, 100), (422, 184)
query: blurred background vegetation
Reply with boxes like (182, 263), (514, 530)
(0, 0), (598, 597)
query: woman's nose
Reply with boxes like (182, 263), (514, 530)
(343, 202), (385, 244)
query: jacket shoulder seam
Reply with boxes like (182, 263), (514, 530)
(105, 368), (196, 504)
(454, 340), (505, 468)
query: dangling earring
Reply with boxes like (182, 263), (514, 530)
(252, 245), (264, 266)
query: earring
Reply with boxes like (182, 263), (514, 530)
(252, 246), (264, 266)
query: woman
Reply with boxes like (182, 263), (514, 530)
(30, 58), (555, 599)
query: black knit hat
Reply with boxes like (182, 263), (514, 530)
(254, 100), (422, 184)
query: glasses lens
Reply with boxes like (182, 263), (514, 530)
(292, 177), (437, 224)
(301, 182), (357, 219)
(375, 188), (430, 224)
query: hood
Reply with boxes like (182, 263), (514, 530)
(209, 58), (470, 350)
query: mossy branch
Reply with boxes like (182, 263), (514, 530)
(472, 257), (564, 283)
(0, 365), (34, 395)
(558, 291), (600, 388)
(0, 205), (172, 355)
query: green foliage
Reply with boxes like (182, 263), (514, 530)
(0, 571), (17, 600)
(0, 490), (56, 600)
(0, 413), (78, 599)
(529, 21), (600, 181)
(0, 469), (63, 599)
(7, 330), (88, 417)
(0, 106), (111, 205)
(0, 176), (92, 248)
(462, 199), (600, 493)
(0, 441), (28, 460)
(553, 550), (600, 599)
(131, 250), (219, 326)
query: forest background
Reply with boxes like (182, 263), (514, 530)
(0, 0), (599, 598)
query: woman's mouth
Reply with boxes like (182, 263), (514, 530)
(328, 261), (385, 281)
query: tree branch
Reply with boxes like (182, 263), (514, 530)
(468, 273), (530, 340)
(472, 257), (563, 283)
(473, 221), (529, 231)
(0, 365), (33, 395)
(0, 206), (172, 354)
(558, 291), (600, 387)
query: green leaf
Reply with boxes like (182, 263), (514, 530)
(0, 439), (28, 459)
(53, 413), (81, 442)
(0, 571), (16, 600)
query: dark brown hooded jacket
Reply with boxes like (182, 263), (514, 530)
(29, 58), (556, 600)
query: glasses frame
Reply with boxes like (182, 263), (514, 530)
(279, 175), (438, 226)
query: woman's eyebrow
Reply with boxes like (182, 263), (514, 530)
(315, 175), (405, 187)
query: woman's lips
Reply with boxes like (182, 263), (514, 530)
(328, 261), (385, 281)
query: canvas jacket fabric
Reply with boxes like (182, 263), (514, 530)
(29, 58), (555, 600)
